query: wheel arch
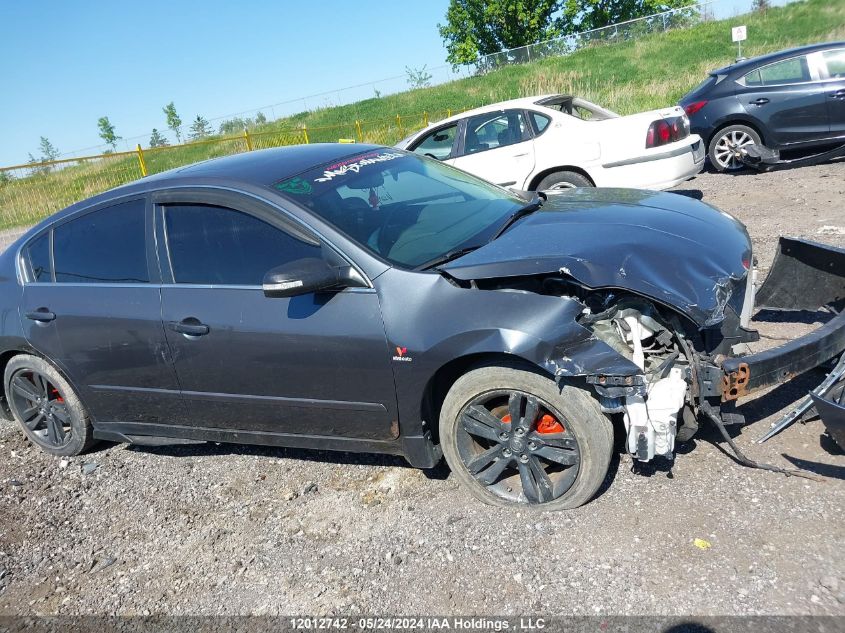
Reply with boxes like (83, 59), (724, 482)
(707, 118), (767, 148)
(527, 165), (595, 191)
(420, 352), (559, 446)
(0, 347), (88, 422)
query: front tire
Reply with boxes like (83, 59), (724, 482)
(439, 364), (613, 510)
(4, 355), (95, 456)
(708, 124), (761, 172)
(536, 170), (593, 190)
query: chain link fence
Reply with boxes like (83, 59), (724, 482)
(0, 109), (461, 247)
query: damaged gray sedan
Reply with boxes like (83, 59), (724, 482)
(1, 144), (843, 509)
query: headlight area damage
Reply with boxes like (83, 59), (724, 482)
(449, 236), (845, 474)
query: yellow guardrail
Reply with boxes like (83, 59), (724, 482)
(0, 107), (470, 233)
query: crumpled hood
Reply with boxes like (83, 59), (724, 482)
(442, 188), (752, 327)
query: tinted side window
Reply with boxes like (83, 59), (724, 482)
(822, 49), (845, 78)
(27, 233), (52, 282)
(751, 56), (811, 85)
(53, 199), (148, 283)
(744, 69), (762, 86)
(413, 124), (458, 160)
(465, 110), (530, 154)
(530, 111), (551, 135)
(164, 204), (321, 285)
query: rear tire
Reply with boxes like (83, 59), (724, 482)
(439, 363), (613, 510)
(708, 124), (761, 172)
(4, 355), (95, 456)
(536, 170), (593, 190)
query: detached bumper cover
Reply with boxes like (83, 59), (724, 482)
(716, 238), (845, 447)
(811, 392), (845, 449)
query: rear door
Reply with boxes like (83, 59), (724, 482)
(818, 48), (845, 139)
(451, 109), (536, 187)
(737, 54), (829, 147)
(154, 190), (398, 440)
(19, 198), (183, 425)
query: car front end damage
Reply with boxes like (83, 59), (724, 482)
(562, 236), (845, 464)
(441, 190), (845, 467)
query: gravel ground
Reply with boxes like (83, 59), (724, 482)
(0, 161), (844, 617)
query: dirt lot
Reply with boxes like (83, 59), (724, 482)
(0, 161), (843, 616)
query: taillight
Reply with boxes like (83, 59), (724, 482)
(683, 100), (708, 116)
(645, 116), (690, 148)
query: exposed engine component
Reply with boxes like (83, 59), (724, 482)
(584, 302), (690, 462)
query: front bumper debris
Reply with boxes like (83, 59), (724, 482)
(735, 142), (845, 172)
(716, 238), (845, 447)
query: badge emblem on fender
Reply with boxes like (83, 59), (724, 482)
(392, 346), (412, 362)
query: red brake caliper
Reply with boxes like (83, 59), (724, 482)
(50, 387), (64, 403)
(501, 412), (564, 434)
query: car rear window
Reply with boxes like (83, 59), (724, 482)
(689, 74), (717, 96)
(53, 199), (149, 284)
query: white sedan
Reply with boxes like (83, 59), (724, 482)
(396, 95), (705, 191)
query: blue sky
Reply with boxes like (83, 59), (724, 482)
(0, 0), (769, 167)
(0, 0), (451, 166)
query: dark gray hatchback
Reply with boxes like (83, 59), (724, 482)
(680, 41), (845, 171)
(1, 144), (843, 509)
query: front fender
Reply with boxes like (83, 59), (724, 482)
(375, 269), (641, 439)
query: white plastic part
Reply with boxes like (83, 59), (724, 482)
(619, 313), (687, 461)
(623, 395), (652, 460)
(621, 315), (650, 371)
(739, 263), (758, 329)
(645, 367), (687, 457)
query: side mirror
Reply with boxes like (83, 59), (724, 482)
(262, 258), (362, 298)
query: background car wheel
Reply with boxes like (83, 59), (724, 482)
(708, 124), (761, 172)
(439, 363), (613, 510)
(536, 170), (593, 190)
(4, 355), (94, 456)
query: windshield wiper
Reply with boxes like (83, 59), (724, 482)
(417, 246), (483, 271)
(489, 193), (544, 242)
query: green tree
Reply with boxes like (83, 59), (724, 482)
(254, 111), (267, 126)
(439, 0), (564, 66)
(38, 136), (60, 162)
(189, 115), (212, 140)
(218, 116), (248, 135)
(149, 128), (169, 148)
(97, 116), (121, 150)
(406, 65), (433, 88)
(0, 170), (13, 185)
(163, 102), (183, 143)
(28, 151), (49, 176)
(559, 0), (691, 34)
(439, 0), (690, 66)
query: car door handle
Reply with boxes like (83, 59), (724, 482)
(25, 309), (56, 323)
(829, 89), (845, 99)
(749, 98), (769, 105)
(168, 320), (210, 336)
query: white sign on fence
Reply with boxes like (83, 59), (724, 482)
(732, 25), (747, 42)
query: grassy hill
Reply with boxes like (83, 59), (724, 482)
(1, 0), (843, 230)
(287, 0), (844, 127)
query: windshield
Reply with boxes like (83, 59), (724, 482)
(273, 150), (524, 269)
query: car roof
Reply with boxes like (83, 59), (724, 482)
(19, 143), (386, 238)
(712, 41), (845, 76)
(146, 143), (382, 186)
(411, 95), (564, 131)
